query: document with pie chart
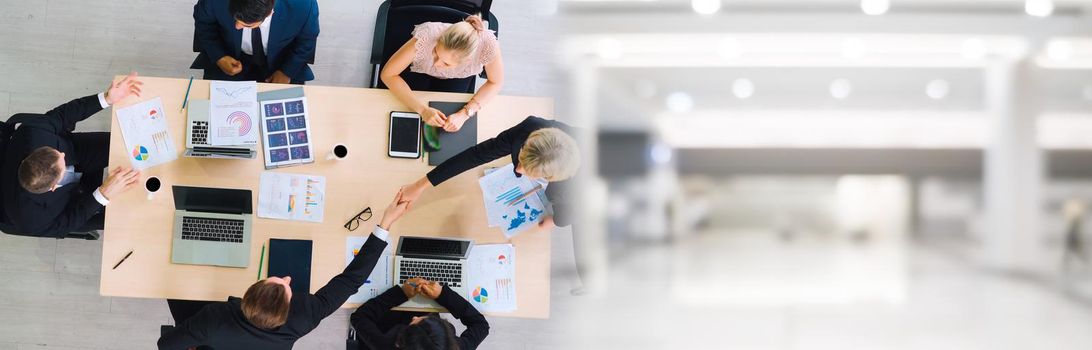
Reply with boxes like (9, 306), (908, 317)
(116, 97), (177, 170)
(209, 80), (259, 146)
(466, 244), (517, 313)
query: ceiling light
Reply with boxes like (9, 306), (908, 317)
(732, 78), (755, 99)
(842, 37), (866, 59)
(926, 79), (950, 100)
(830, 79), (852, 100)
(596, 37), (622, 60)
(666, 92), (695, 113)
(1047, 40), (1073, 61)
(650, 144), (674, 165)
(861, 0), (890, 15)
(691, 0), (721, 15)
(717, 38), (741, 59)
(1026, 0), (1054, 17)
(961, 38), (987, 60)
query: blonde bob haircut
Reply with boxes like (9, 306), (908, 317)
(518, 128), (580, 182)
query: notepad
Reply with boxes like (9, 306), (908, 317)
(267, 239), (313, 297)
(425, 101), (478, 166)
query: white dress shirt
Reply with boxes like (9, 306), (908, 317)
(372, 225), (390, 242)
(241, 13), (273, 56)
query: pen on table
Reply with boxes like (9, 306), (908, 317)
(112, 250), (133, 270)
(505, 184), (543, 207)
(180, 75), (194, 112)
(256, 243), (266, 281)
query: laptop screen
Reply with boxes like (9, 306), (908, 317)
(397, 236), (472, 260)
(172, 185), (253, 215)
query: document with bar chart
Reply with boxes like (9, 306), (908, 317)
(257, 172), (326, 223)
(116, 97), (177, 170)
(466, 244), (517, 313)
(478, 164), (552, 238)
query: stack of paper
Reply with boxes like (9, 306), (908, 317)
(257, 172), (326, 223)
(466, 244), (517, 312)
(209, 81), (259, 146)
(478, 164), (551, 238)
(345, 236), (393, 303)
(115, 97), (177, 170)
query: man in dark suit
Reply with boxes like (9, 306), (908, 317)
(1, 73), (144, 238)
(350, 278), (490, 349)
(157, 190), (412, 350)
(192, 0), (320, 84)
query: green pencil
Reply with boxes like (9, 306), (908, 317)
(257, 243), (265, 281)
(180, 75), (194, 112)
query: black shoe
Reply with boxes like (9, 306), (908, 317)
(64, 231), (101, 240)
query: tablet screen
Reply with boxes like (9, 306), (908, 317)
(390, 114), (420, 154)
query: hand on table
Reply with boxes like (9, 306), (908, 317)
(416, 279), (442, 300)
(443, 110), (470, 132)
(98, 167), (141, 200)
(265, 70), (291, 84)
(104, 72), (143, 105)
(402, 277), (427, 298)
(217, 56), (243, 76)
(537, 215), (556, 231)
(420, 107), (448, 128)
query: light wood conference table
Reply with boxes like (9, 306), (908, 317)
(100, 76), (553, 319)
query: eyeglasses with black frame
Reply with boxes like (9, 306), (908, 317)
(343, 207), (372, 231)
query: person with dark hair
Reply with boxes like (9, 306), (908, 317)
(157, 190), (412, 350)
(192, 0), (320, 84)
(1, 73), (143, 238)
(351, 278), (489, 349)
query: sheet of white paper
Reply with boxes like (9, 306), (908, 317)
(345, 236), (393, 304)
(209, 80), (259, 146)
(257, 172), (326, 223)
(115, 97), (178, 170)
(465, 244), (517, 313)
(259, 97), (315, 169)
(479, 164), (551, 238)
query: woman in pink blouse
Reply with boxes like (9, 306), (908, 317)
(380, 15), (504, 132)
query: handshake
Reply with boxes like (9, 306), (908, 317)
(400, 277), (443, 300)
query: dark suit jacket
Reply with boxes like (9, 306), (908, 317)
(426, 116), (579, 226)
(350, 286), (490, 350)
(157, 233), (388, 350)
(1, 95), (105, 237)
(192, 0), (319, 82)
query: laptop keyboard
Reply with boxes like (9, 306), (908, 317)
(181, 217), (244, 243)
(399, 259), (463, 288)
(192, 121), (208, 145)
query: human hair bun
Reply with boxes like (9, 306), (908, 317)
(465, 14), (485, 32)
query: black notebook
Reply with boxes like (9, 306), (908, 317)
(426, 101), (478, 166)
(267, 239), (313, 297)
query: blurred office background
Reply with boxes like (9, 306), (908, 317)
(555, 0), (1092, 348)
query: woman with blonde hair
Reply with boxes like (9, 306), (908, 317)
(381, 15), (504, 132)
(398, 116), (580, 230)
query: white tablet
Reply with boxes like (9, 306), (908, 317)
(389, 112), (421, 159)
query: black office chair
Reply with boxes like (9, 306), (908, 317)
(368, 0), (499, 93)
(0, 114), (99, 240)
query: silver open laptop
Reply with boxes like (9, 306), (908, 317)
(394, 236), (474, 310)
(171, 185), (253, 268)
(183, 100), (257, 159)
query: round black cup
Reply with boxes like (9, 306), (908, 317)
(146, 177), (161, 193)
(333, 145), (348, 158)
